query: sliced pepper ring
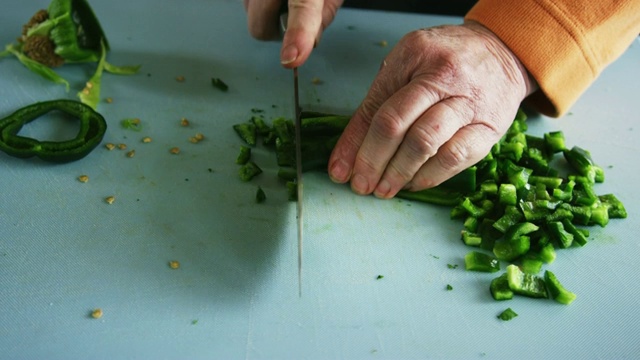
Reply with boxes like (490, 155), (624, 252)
(0, 99), (107, 163)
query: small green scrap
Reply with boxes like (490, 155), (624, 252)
(376, 275), (384, 280)
(121, 118), (142, 131)
(446, 284), (453, 291)
(497, 308), (518, 321)
(256, 186), (266, 203)
(211, 77), (228, 91)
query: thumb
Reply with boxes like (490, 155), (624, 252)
(281, 0), (325, 67)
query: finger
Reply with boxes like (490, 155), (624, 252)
(348, 82), (441, 195)
(373, 99), (472, 199)
(245, 0), (284, 41)
(407, 123), (500, 191)
(281, 0), (325, 67)
(327, 59), (401, 185)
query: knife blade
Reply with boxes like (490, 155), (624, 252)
(279, 8), (304, 297)
(293, 67), (303, 297)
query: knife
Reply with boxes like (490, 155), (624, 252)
(280, 8), (304, 297)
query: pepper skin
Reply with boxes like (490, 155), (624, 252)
(0, 99), (107, 163)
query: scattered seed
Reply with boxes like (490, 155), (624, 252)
(170, 147), (180, 154)
(117, 143), (127, 150)
(176, 75), (185, 82)
(78, 175), (89, 183)
(377, 40), (388, 47)
(189, 133), (205, 143)
(311, 77), (323, 85)
(169, 260), (180, 269)
(142, 136), (152, 143)
(105, 97), (113, 104)
(105, 143), (115, 150)
(126, 150), (135, 158)
(105, 196), (115, 204)
(91, 308), (103, 319)
(180, 118), (190, 127)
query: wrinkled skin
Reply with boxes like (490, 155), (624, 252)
(244, 1), (537, 198)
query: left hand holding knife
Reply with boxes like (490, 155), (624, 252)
(243, 0), (343, 68)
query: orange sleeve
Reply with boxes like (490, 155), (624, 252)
(464, 0), (640, 117)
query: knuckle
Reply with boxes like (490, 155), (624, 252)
(437, 138), (470, 171)
(371, 107), (405, 141)
(404, 123), (440, 159)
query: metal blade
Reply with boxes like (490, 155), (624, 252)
(293, 67), (303, 297)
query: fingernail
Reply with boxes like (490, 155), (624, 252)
(351, 173), (369, 195)
(281, 44), (298, 65)
(329, 159), (350, 183)
(374, 179), (392, 199)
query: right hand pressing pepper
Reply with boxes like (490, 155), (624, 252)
(327, 22), (538, 198)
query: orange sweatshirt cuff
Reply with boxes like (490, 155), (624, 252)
(465, 0), (640, 117)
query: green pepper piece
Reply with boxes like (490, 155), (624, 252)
(396, 187), (462, 207)
(506, 264), (548, 298)
(490, 273), (514, 301)
(544, 270), (577, 305)
(544, 131), (566, 154)
(0, 99), (106, 163)
(238, 161), (262, 182)
(598, 194), (627, 219)
(233, 122), (257, 146)
(461, 230), (482, 246)
(256, 186), (266, 203)
(497, 308), (518, 321)
(547, 221), (574, 248)
(236, 145), (251, 165)
(46, 0), (109, 62)
(492, 205), (523, 233)
(561, 219), (588, 246)
(251, 116), (271, 136)
(211, 77), (229, 92)
(564, 146), (597, 183)
(464, 251), (500, 272)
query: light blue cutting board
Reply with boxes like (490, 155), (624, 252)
(1, 1), (639, 359)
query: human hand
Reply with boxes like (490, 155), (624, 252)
(327, 22), (538, 198)
(243, 0), (343, 68)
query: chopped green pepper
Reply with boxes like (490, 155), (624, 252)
(464, 251), (500, 272)
(236, 145), (251, 165)
(256, 186), (266, 203)
(233, 122), (257, 146)
(544, 270), (577, 305)
(0, 99), (106, 163)
(497, 307), (518, 321)
(211, 77), (229, 92)
(238, 161), (262, 182)
(506, 264), (548, 298)
(490, 273), (514, 301)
